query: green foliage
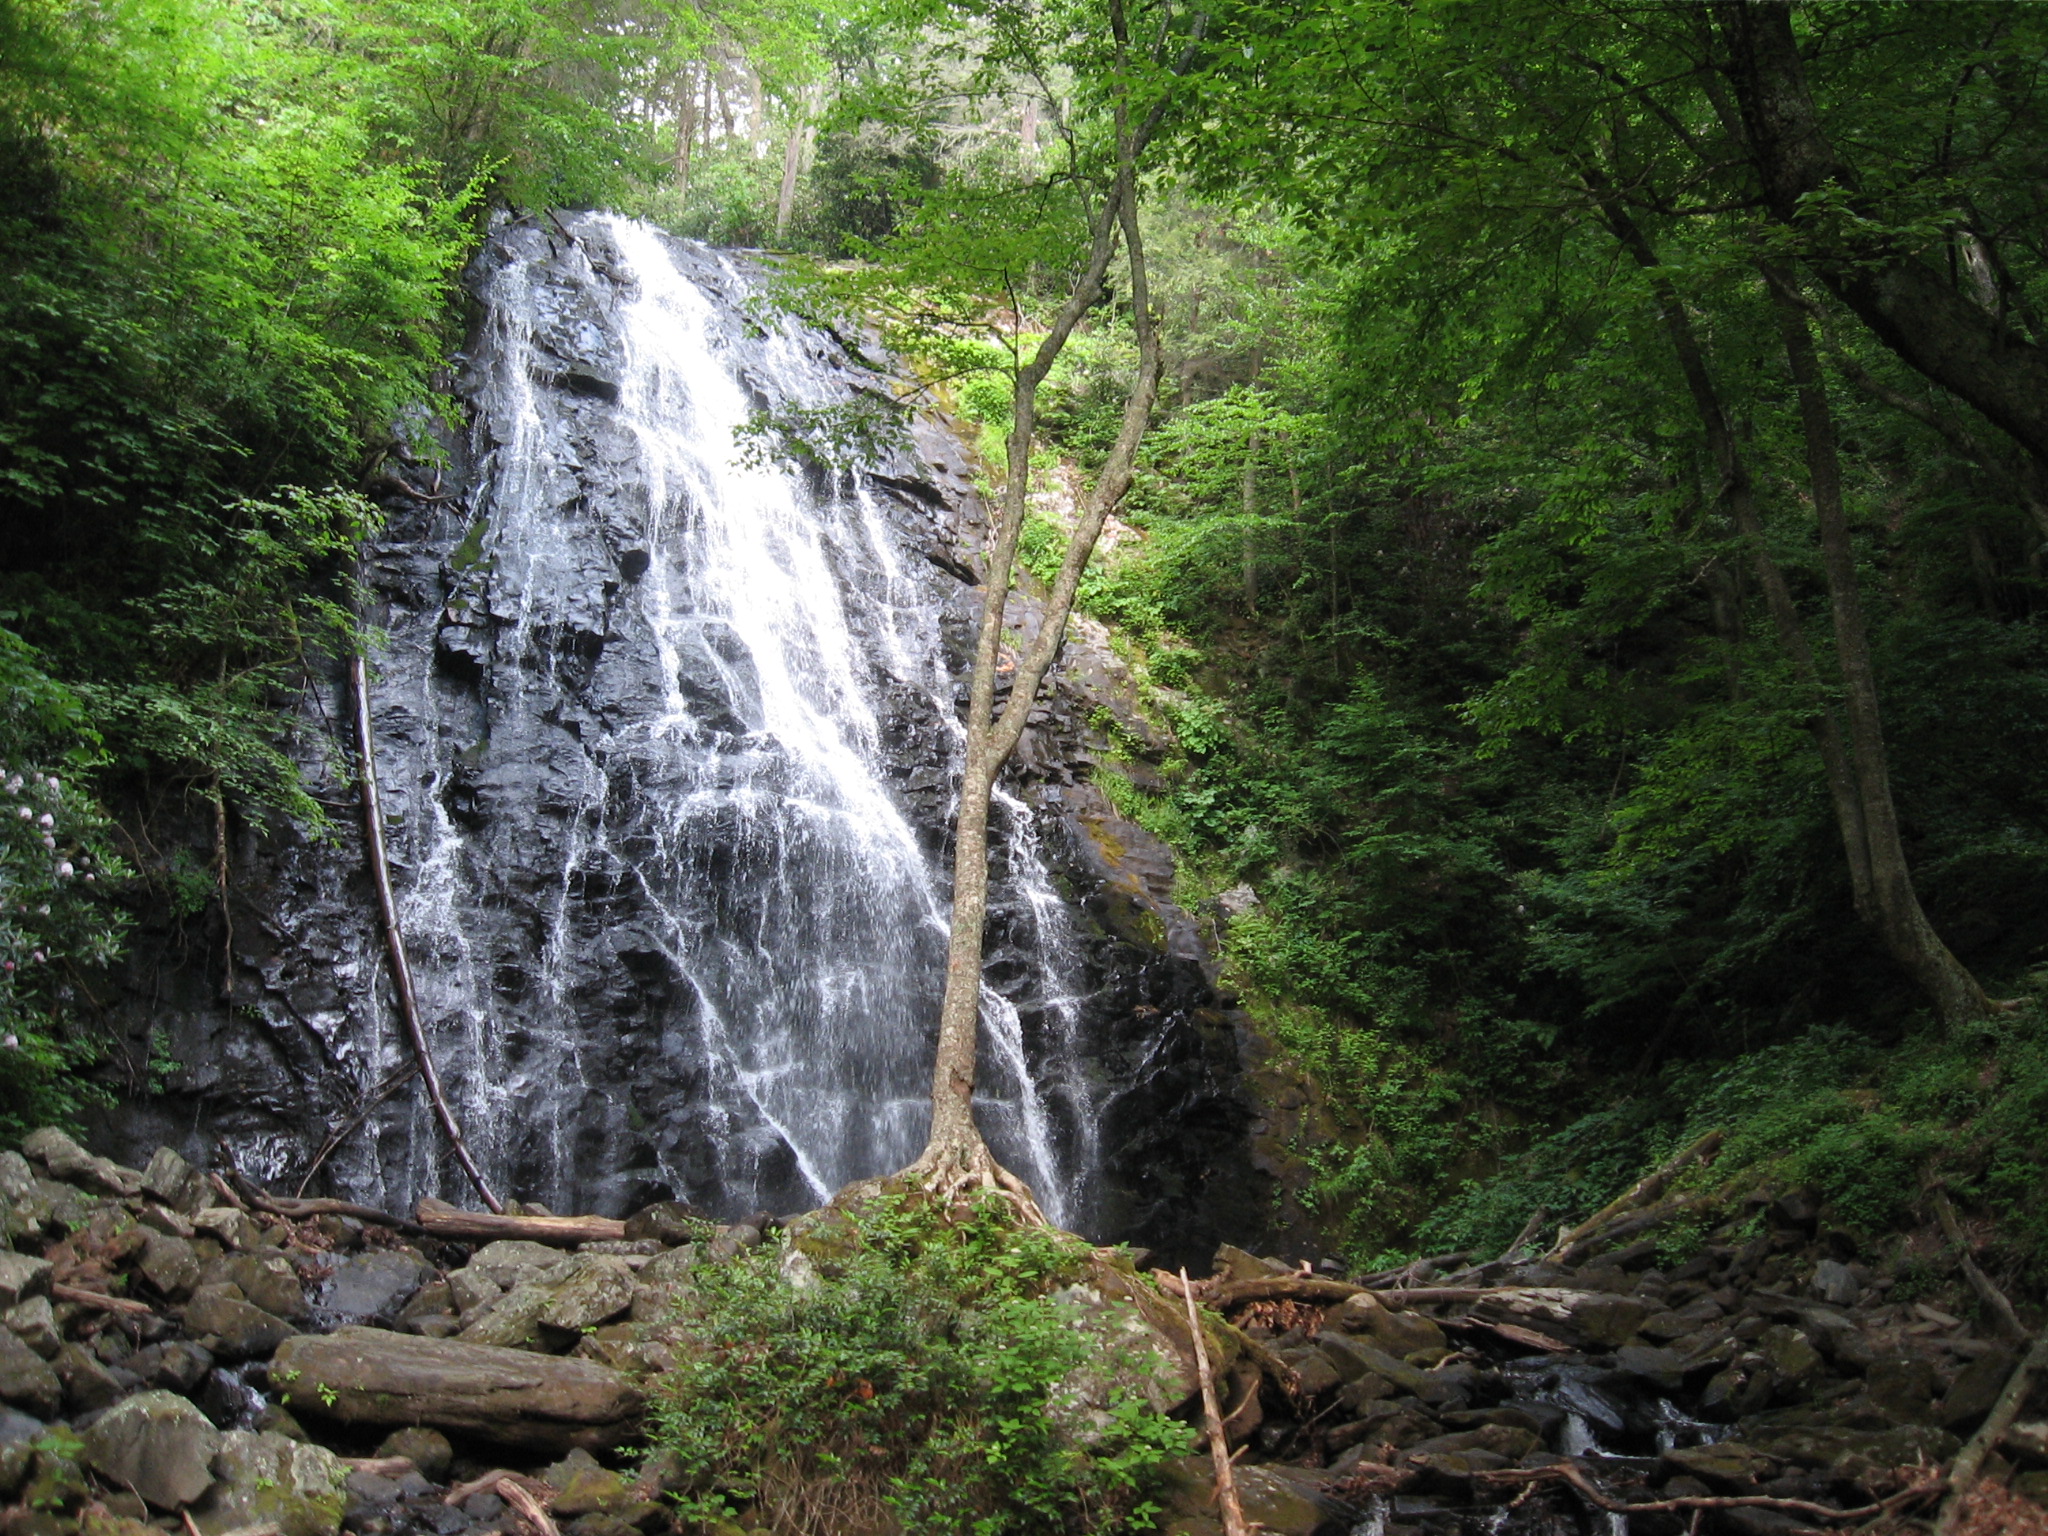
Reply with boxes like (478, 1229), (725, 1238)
(646, 1193), (1187, 1536)
(0, 632), (128, 1136)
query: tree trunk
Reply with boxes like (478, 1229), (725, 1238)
(908, 43), (1170, 1209)
(672, 65), (697, 197)
(1767, 273), (1995, 1024)
(774, 87), (812, 241)
(1596, 193), (1877, 922)
(1241, 432), (1259, 611)
(1718, 1), (2048, 469)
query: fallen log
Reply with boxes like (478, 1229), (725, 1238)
(1210, 1275), (1364, 1308)
(1544, 1128), (1723, 1264)
(415, 1198), (626, 1248)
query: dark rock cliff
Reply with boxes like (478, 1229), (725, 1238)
(87, 213), (1274, 1267)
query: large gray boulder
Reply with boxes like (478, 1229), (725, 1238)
(192, 1430), (347, 1536)
(81, 1389), (221, 1508)
(272, 1326), (643, 1452)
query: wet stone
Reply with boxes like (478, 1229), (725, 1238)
(81, 1389), (221, 1509)
(319, 1251), (431, 1324)
(0, 1328), (61, 1418)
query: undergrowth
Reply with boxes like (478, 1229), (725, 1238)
(644, 1191), (1189, 1536)
(1418, 999), (2048, 1297)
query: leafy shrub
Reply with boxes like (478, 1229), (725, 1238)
(646, 1193), (1188, 1536)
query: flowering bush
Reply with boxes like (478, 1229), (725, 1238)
(0, 633), (130, 1133)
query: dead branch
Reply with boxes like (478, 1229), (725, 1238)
(1545, 1129), (1723, 1263)
(53, 1283), (156, 1316)
(500, 1478), (560, 1536)
(1930, 1186), (2029, 1344)
(230, 1174), (423, 1233)
(415, 1197), (626, 1248)
(1499, 1206), (1549, 1262)
(352, 654), (502, 1214)
(445, 1471), (554, 1507)
(1935, 1324), (2048, 1535)
(1476, 1460), (1941, 1524)
(1180, 1267), (1249, 1536)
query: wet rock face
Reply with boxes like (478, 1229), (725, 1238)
(89, 212), (1268, 1261)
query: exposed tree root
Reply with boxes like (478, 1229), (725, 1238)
(895, 1133), (1048, 1226)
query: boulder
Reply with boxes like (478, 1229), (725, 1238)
(539, 1255), (638, 1337)
(1329, 1291), (1446, 1357)
(80, 1389), (221, 1508)
(621, 1202), (705, 1246)
(375, 1426), (452, 1480)
(1660, 1441), (1773, 1492)
(0, 1253), (51, 1311)
(53, 1340), (129, 1413)
(465, 1240), (574, 1290)
(459, 1281), (555, 1350)
(141, 1148), (207, 1215)
(272, 1325), (643, 1452)
(129, 1340), (214, 1393)
(1810, 1260), (1859, 1307)
(1940, 1349), (2017, 1430)
(211, 1252), (307, 1320)
(182, 1284), (297, 1360)
(4, 1297), (57, 1359)
(191, 1208), (263, 1251)
(192, 1430), (347, 1536)
(137, 1232), (203, 1300)
(449, 1266), (503, 1317)
(318, 1251), (431, 1324)
(21, 1127), (142, 1196)
(1046, 1276), (1204, 1443)
(0, 1327), (61, 1417)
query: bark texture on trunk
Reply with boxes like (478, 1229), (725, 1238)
(1718, 1), (2048, 468)
(1768, 275), (1995, 1024)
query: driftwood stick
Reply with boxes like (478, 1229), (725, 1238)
(500, 1479), (560, 1536)
(1475, 1460), (1940, 1523)
(415, 1197), (626, 1248)
(1930, 1186), (2029, 1343)
(52, 1283), (156, 1316)
(1545, 1129), (1723, 1263)
(445, 1471), (553, 1507)
(208, 1171), (249, 1212)
(1934, 1325), (2048, 1536)
(1180, 1267), (1249, 1536)
(352, 654), (502, 1214)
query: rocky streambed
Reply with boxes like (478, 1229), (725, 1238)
(0, 1125), (2040, 1536)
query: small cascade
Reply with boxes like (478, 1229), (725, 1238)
(331, 213), (1094, 1223)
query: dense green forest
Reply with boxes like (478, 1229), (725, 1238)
(5, 0), (2048, 1288)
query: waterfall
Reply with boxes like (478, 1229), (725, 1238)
(338, 213), (1093, 1226)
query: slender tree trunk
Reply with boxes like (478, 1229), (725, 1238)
(910, 56), (1169, 1208)
(1767, 273), (1996, 1024)
(1596, 194), (1878, 921)
(1241, 432), (1259, 611)
(774, 86), (814, 241)
(747, 68), (765, 156)
(672, 65), (697, 197)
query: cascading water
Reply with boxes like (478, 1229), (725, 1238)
(339, 212), (1092, 1224)
(103, 208), (1267, 1265)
